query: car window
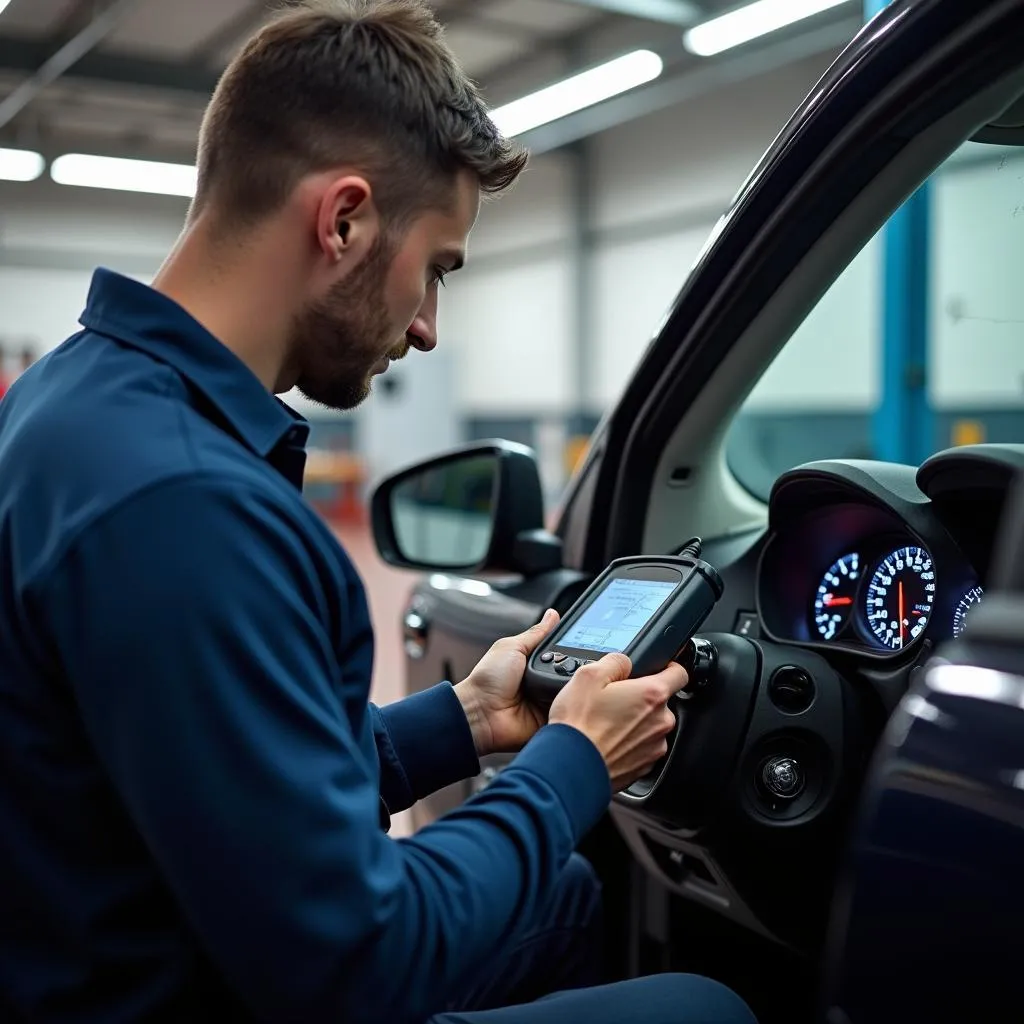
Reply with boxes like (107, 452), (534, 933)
(726, 141), (1024, 500)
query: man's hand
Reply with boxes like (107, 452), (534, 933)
(454, 609), (560, 757)
(549, 654), (686, 792)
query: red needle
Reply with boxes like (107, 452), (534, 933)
(898, 581), (905, 647)
(824, 595), (852, 607)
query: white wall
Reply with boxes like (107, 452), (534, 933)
(741, 143), (1024, 414)
(0, 179), (180, 360)
(447, 53), (840, 416)
(930, 145), (1024, 409)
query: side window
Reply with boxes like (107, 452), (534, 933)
(931, 147), (1024, 434)
(727, 142), (1024, 500)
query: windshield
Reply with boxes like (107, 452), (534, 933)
(726, 140), (1024, 500)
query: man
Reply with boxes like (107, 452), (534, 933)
(0, 3), (757, 1022)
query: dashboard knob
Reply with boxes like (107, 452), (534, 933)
(759, 756), (805, 800)
(677, 636), (718, 692)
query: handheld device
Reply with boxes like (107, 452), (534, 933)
(523, 540), (724, 703)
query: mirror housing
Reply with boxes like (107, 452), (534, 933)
(370, 439), (563, 575)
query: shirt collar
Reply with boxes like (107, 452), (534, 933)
(79, 268), (308, 457)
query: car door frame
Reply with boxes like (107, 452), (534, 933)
(554, 0), (1024, 573)
(402, 0), (1024, 783)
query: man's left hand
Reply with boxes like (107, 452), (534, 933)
(454, 609), (560, 757)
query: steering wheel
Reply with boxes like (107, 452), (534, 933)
(607, 632), (869, 951)
(617, 633), (855, 822)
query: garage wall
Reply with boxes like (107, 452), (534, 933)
(456, 54), (839, 423)
(1, 54), (1021, 490)
(0, 54), (832, 462)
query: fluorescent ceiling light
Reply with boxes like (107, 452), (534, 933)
(684, 0), (852, 57)
(0, 147), (45, 182)
(491, 49), (664, 138)
(50, 154), (197, 198)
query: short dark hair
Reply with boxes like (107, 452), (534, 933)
(193, 0), (527, 231)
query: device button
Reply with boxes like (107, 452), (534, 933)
(552, 653), (567, 663)
(556, 658), (580, 676)
(540, 652), (554, 663)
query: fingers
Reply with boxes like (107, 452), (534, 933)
(647, 661), (687, 701)
(580, 651), (632, 686)
(611, 736), (672, 791)
(510, 608), (560, 654)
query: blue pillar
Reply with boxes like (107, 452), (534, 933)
(866, 0), (934, 465)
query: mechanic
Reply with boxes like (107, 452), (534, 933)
(0, 3), (756, 1023)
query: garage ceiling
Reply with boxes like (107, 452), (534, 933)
(0, 0), (861, 163)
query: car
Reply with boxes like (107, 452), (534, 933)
(368, 1), (1024, 1021)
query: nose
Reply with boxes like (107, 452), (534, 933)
(407, 290), (438, 352)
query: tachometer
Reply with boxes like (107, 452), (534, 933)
(953, 585), (984, 637)
(814, 553), (861, 640)
(865, 545), (935, 650)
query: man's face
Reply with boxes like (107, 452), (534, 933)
(293, 171), (479, 411)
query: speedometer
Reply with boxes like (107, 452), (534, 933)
(865, 545), (935, 650)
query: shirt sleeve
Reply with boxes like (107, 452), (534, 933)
(368, 684), (481, 816)
(38, 474), (611, 1024)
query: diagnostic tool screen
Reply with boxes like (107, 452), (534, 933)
(559, 577), (677, 654)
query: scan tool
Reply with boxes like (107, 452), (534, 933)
(523, 540), (723, 703)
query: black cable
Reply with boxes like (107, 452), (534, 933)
(673, 536), (702, 559)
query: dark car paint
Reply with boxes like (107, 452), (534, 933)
(397, 0), (1024, 1019)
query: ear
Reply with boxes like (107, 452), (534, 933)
(315, 174), (380, 268)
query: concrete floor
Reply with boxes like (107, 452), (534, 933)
(336, 523), (425, 835)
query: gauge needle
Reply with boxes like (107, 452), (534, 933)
(823, 595), (852, 607)
(898, 580), (905, 647)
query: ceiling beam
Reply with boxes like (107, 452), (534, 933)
(187, 1), (270, 65)
(548, 0), (703, 25)
(0, 8), (859, 159)
(0, 36), (221, 96)
(0, 0), (147, 130)
(0, 9), (621, 103)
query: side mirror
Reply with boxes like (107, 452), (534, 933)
(370, 439), (562, 575)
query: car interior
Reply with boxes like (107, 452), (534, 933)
(371, 13), (1024, 1022)
(593, 76), (1024, 1020)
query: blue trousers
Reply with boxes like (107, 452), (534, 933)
(431, 854), (757, 1024)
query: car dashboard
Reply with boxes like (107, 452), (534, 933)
(696, 444), (1022, 703)
(605, 444), (1024, 953)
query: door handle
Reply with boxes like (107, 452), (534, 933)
(403, 605), (429, 659)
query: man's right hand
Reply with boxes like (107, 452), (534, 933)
(547, 654), (687, 792)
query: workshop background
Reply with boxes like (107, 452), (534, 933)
(0, 0), (1021, 731)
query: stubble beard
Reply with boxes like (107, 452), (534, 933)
(293, 235), (406, 412)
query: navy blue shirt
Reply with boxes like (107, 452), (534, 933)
(0, 269), (611, 1023)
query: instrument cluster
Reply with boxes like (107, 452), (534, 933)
(811, 543), (983, 652)
(756, 498), (985, 659)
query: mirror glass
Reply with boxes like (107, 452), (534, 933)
(390, 454), (498, 567)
